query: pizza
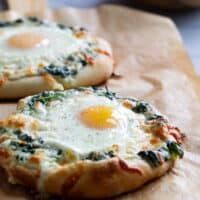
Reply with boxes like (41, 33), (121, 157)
(0, 17), (113, 98)
(0, 87), (184, 199)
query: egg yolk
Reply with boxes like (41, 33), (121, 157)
(80, 105), (119, 130)
(8, 32), (49, 49)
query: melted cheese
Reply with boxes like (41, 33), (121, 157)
(27, 93), (151, 157)
(0, 20), (94, 80)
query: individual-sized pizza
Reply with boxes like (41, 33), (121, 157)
(0, 87), (184, 199)
(0, 17), (113, 98)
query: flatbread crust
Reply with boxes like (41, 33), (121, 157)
(0, 87), (184, 199)
(43, 158), (174, 199)
(0, 18), (113, 98)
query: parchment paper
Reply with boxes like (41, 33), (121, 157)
(0, 5), (199, 200)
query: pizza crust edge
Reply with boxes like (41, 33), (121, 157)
(5, 156), (174, 199)
(0, 88), (184, 199)
(0, 38), (113, 98)
(46, 158), (175, 199)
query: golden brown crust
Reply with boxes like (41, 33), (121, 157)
(0, 76), (54, 99)
(43, 158), (174, 199)
(0, 88), (183, 199)
(0, 38), (113, 99)
(0, 76), (8, 87)
(10, 165), (40, 190)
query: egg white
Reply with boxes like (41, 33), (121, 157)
(0, 22), (89, 78)
(31, 93), (151, 158)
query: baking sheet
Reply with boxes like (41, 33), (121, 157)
(0, 5), (200, 200)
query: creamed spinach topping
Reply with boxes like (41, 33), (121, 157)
(44, 64), (78, 78)
(23, 87), (166, 123)
(84, 150), (115, 161)
(0, 128), (65, 164)
(1, 88), (183, 167)
(0, 126), (117, 165)
(0, 17), (84, 32)
(91, 86), (117, 100)
(132, 101), (151, 113)
(138, 140), (184, 168)
(0, 18), (24, 27)
(90, 87), (167, 123)
(27, 91), (65, 109)
(42, 51), (93, 78)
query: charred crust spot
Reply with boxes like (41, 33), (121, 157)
(118, 158), (143, 175)
(122, 99), (136, 110)
(0, 148), (10, 159)
(95, 49), (112, 57)
(83, 54), (94, 65)
(61, 173), (81, 195)
(28, 155), (41, 164)
(167, 125), (185, 144)
(10, 166), (39, 190)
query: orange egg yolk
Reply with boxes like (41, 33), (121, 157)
(80, 105), (119, 130)
(8, 32), (49, 49)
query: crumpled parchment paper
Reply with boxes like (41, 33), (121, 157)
(0, 5), (199, 200)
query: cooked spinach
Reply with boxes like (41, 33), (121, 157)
(0, 21), (11, 27)
(27, 91), (65, 109)
(27, 16), (44, 24)
(18, 133), (34, 143)
(167, 140), (184, 159)
(0, 18), (24, 27)
(13, 18), (24, 24)
(10, 132), (44, 154)
(9, 129), (64, 163)
(92, 87), (117, 100)
(147, 114), (163, 121)
(138, 140), (184, 168)
(0, 127), (7, 134)
(158, 147), (171, 161)
(0, 17), (39, 28)
(10, 141), (35, 154)
(66, 53), (88, 66)
(132, 101), (152, 114)
(48, 52), (90, 78)
(57, 23), (66, 29)
(85, 150), (115, 161)
(15, 154), (27, 162)
(44, 64), (78, 78)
